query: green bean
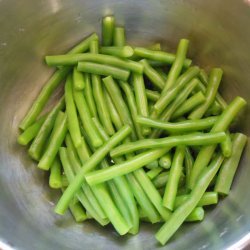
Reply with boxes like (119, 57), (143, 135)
(133, 73), (150, 135)
(140, 59), (165, 90)
(198, 69), (208, 84)
(102, 16), (115, 46)
(69, 201), (87, 222)
(65, 75), (82, 148)
(155, 154), (224, 245)
(163, 146), (185, 210)
(145, 89), (161, 102)
(184, 147), (194, 189)
(55, 125), (131, 214)
(159, 152), (172, 169)
(206, 103), (222, 116)
(73, 67), (85, 90)
(220, 132), (232, 157)
(134, 47), (192, 67)
(18, 114), (47, 146)
(85, 148), (168, 185)
(49, 157), (62, 189)
(76, 137), (92, 164)
(153, 172), (170, 189)
(104, 88), (123, 130)
(171, 91), (206, 120)
(215, 133), (247, 195)
(163, 39), (190, 91)
(73, 88), (103, 148)
(120, 81), (144, 139)
(147, 167), (163, 180)
(110, 132), (226, 157)
(103, 76), (137, 140)
(59, 147), (109, 225)
(100, 46), (134, 58)
(152, 66), (200, 116)
(175, 192), (218, 208)
(19, 68), (69, 130)
(145, 160), (159, 169)
(156, 68), (168, 81)
(38, 111), (67, 170)
(185, 207), (204, 222)
(188, 96), (247, 189)
(84, 73), (97, 117)
(113, 26), (125, 46)
(46, 53), (143, 74)
(61, 175), (69, 187)
(77, 62), (130, 81)
(137, 116), (218, 133)
(189, 68), (223, 119)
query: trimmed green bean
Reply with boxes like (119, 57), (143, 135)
(69, 201), (87, 222)
(133, 73), (150, 135)
(100, 46), (134, 58)
(147, 167), (163, 180)
(73, 88), (103, 148)
(77, 62), (130, 81)
(171, 91), (206, 120)
(65, 75), (82, 148)
(145, 160), (159, 169)
(85, 148), (168, 185)
(145, 89), (161, 102)
(185, 207), (204, 222)
(84, 73), (97, 117)
(220, 132), (232, 157)
(113, 26), (125, 46)
(55, 125), (131, 214)
(215, 133), (247, 195)
(134, 47), (192, 67)
(159, 152), (172, 169)
(120, 81), (144, 139)
(137, 116), (218, 133)
(61, 175), (69, 187)
(184, 147), (194, 189)
(102, 16), (115, 46)
(110, 132), (226, 157)
(140, 59), (165, 90)
(175, 192), (218, 208)
(49, 157), (62, 189)
(46, 53), (143, 74)
(189, 68), (223, 119)
(153, 172), (171, 189)
(28, 97), (65, 160)
(73, 67), (85, 90)
(38, 111), (67, 170)
(19, 68), (70, 130)
(188, 96), (247, 189)
(163, 39), (190, 91)
(76, 137), (92, 164)
(163, 146), (185, 210)
(155, 154), (224, 245)
(152, 66), (200, 116)
(18, 114), (47, 146)
(103, 76), (137, 140)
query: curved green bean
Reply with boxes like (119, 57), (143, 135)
(100, 46), (134, 58)
(102, 16), (115, 46)
(49, 157), (62, 189)
(113, 26), (125, 46)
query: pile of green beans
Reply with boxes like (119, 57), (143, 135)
(18, 15), (248, 246)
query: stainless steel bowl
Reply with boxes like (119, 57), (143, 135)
(0, 0), (250, 249)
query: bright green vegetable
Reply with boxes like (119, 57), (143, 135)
(84, 73), (97, 117)
(159, 153), (172, 169)
(49, 157), (62, 189)
(69, 201), (88, 222)
(185, 207), (204, 222)
(184, 147), (194, 188)
(220, 132), (232, 157)
(102, 16), (115, 46)
(73, 67), (85, 90)
(38, 111), (68, 170)
(147, 167), (164, 180)
(215, 133), (247, 195)
(145, 160), (159, 169)
(110, 132), (226, 157)
(113, 26), (126, 46)
(145, 89), (161, 102)
(77, 62), (130, 81)
(100, 46), (134, 58)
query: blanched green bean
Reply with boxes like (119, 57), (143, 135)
(163, 39), (189, 91)
(215, 133), (247, 195)
(49, 157), (62, 189)
(184, 147), (194, 189)
(69, 201), (87, 222)
(110, 132), (226, 157)
(102, 16), (115, 46)
(18, 114), (47, 146)
(65, 75), (82, 148)
(188, 96), (247, 189)
(55, 125), (131, 214)
(159, 152), (172, 169)
(134, 47), (192, 67)
(153, 171), (170, 189)
(189, 68), (223, 119)
(77, 62), (130, 81)
(185, 207), (204, 222)
(76, 137), (92, 164)
(163, 146), (185, 210)
(145, 89), (161, 102)
(147, 167), (163, 180)
(38, 111), (67, 170)
(155, 154), (224, 245)
(113, 26), (125, 46)
(220, 132), (232, 157)
(73, 67), (85, 90)
(100, 46), (134, 58)
(29, 97), (65, 161)
(84, 73), (97, 117)
(46, 53), (143, 74)
(145, 160), (159, 169)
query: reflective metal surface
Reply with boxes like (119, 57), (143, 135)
(0, 0), (250, 249)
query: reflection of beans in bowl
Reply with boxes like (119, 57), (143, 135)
(1, 1), (250, 250)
